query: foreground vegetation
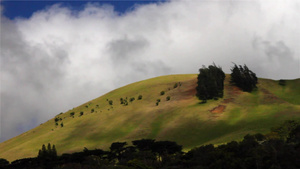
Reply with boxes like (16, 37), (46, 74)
(1, 120), (299, 169)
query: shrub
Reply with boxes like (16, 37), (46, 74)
(174, 83), (178, 88)
(166, 96), (171, 101)
(55, 122), (58, 126)
(54, 117), (59, 122)
(157, 99), (161, 102)
(85, 105), (88, 108)
(91, 109), (94, 113)
(80, 112), (84, 116)
(70, 112), (75, 117)
(156, 102), (159, 106)
(109, 100), (113, 105)
(120, 98), (124, 104)
(130, 97), (135, 102)
(138, 95), (143, 100)
(61, 122), (64, 127)
(160, 91), (165, 95)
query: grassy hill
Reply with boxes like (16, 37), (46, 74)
(0, 74), (300, 162)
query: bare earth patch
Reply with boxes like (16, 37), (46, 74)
(210, 105), (226, 113)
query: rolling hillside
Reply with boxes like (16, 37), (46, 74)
(1, 74), (300, 162)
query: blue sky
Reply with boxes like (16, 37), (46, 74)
(1, 0), (165, 19)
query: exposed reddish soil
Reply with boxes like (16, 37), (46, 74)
(177, 78), (197, 99)
(210, 105), (226, 113)
(222, 85), (243, 104)
(222, 98), (234, 104)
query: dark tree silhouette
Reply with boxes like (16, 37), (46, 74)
(230, 64), (258, 92)
(196, 63), (225, 102)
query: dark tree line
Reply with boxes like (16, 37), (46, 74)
(196, 64), (225, 102)
(196, 63), (258, 102)
(1, 120), (299, 169)
(230, 64), (258, 92)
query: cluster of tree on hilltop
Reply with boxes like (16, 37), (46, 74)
(1, 120), (299, 169)
(196, 63), (258, 102)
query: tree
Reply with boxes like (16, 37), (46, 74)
(109, 142), (127, 162)
(0, 158), (9, 167)
(230, 64), (258, 92)
(132, 139), (155, 151)
(196, 63), (225, 101)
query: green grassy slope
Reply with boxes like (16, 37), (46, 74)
(0, 74), (299, 162)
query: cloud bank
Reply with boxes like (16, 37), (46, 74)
(1, 0), (299, 142)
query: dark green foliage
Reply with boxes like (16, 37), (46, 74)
(85, 105), (88, 108)
(156, 102), (159, 106)
(157, 99), (161, 102)
(230, 64), (258, 92)
(91, 109), (94, 113)
(130, 97), (135, 102)
(80, 112), (84, 116)
(166, 96), (171, 101)
(132, 139), (155, 151)
(120, 98), (124, 104)
(279, 79), (286, 86)
(160, 91), (165, 95)
(38, 143), (57, 160)
(61, 122), (63, 127)
(109, 100), (113, 105)
(271, 120), (299, 141)
(70, 112), (75, 117)
(55, 122), (58, 126)
(196, 63), (225, 101)
(54, 117), (59, 123)
(174, 83), (178, 88)
(0, 158), (9, 167)
(138, 95), (143, 100)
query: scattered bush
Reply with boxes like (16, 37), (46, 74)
(91, 109), (94, 113)
(109, 100), (113, 105)
(157, 99), (161, 102)
(130, 97), (135, 102)
(174, 83), (178, 88)
(138, 95), (143, 100)
(70, 112), (75, 117)
(160, 91), (165, 95)
(61, 123), (64, 127)
(85, 105), (88, 108)
(54, 117), (60, 122)
(166, 96), (171, 101)
(120, 98), (124, 104)
(80, 112), (84, 116)
(55, 122), (58, 126)
(156, 102), (159, 106)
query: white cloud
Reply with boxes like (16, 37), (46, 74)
(1, 0), (299, 142)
